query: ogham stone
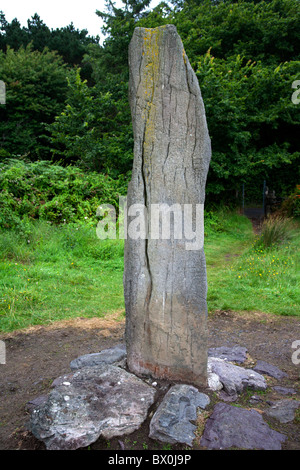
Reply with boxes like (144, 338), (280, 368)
(124, 25), (211, 386)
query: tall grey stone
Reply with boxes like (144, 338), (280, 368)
(124, 25), (211, 386)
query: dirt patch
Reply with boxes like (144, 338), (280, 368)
(0, 310), (299, 450)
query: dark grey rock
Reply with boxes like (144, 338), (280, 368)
(149, 384), (210, 446)
(219, 390), (238, 402)
(208, 357), (267, 396)
(29, 364), (156, 450)
(249, 395), (264, 405)
(273, 386), (297, 396)
(125, 25), (211, 387)
(70, 344), (126, 370)
(208, 345), (248, 364)
(25, 395), (48, 412)
(51, 373), (74, 388)
(253, 360), (288, 380)
(200, 402), (286, 450)
(264, 399), (300, 423)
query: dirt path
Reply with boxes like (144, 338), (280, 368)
(0, 310), (299, 450)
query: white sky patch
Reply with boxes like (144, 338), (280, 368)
(0, 0), (162, 39)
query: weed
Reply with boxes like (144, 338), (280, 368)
(254, 215), (297, 249)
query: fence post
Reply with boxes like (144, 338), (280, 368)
(242, 183), (245, 214)
(263, 180), (266, 217)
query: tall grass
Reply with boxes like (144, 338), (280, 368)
(254, 215), (297, 249)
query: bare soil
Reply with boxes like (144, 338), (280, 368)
(0, 310), (299, 451)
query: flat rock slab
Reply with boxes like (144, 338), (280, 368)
(208, 345), (248, 364)
(208, 357), (267, 396)
(201, 402), (286, 450)
(253, 360), (288, 379)
(149, 384), (210, 446)
(29, 364), (156, 450)
(70, 344), (126, 370)
(272, 386), (297, 396)
(264, 399), (300, 423)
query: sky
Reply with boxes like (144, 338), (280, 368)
(0, 0), (162, 39)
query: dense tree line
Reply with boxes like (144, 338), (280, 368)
(0, 0), (299, 204)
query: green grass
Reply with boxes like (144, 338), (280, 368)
(205, 212), (300, 316)
(0, 211), (299, 333)
(0, 221), (125, 332)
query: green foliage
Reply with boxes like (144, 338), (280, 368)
(0, 0), (299, 201)
(0, 160), (128, 231)
(279, 185), (300, 217)
(173, 0), (300, 66)
(0, 44), (68, 159)
(95, 0), (152, 74)
(195, 51), (300, 200)
(0, 11), (99, 70)
(46, 69), (133, 175)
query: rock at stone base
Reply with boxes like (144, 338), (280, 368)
(207, 371), (223, 392)
(200, 402), (286, 450)
(70, 343), (126, 370)
(29, 364), (156, 450)
(149, 384), (210, 447)
(208, 345), (248, 364)
(272, 386), (297, 396)
(208, 357), (267, 396)
(25, 395), (48, 413)
(253, 360), (288, 380)
(264, 399), (300, 423)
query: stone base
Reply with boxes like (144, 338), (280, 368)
(127, 357), (208, 388)
(27, 344), (295, 451)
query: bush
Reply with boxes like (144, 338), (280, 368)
(279, 185), (300, 218)
(0, 159), (128, 232)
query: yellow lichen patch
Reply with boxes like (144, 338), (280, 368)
(140, 28), (164, 166)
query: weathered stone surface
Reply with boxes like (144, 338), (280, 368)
(207, 371), (223, 392)
(25, 395), (48, 413)
(124, 25), (211, 387)
(264, 399), (300, 423)
(272, 386), (297, 395)
(29, 365), (156, 450)
(200, 402), (286, 450)
(253, 360), (288, 380)
(149, 384), (210, 446)
(70, 343), (126, 370)
(208, 345), (248, 364)
(208, 357), (267, 396)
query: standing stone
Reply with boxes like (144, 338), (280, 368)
(124, 25), (211, 386)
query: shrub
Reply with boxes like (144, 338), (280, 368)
(279, 185), (300, 218)
(0, 159), (128, 231)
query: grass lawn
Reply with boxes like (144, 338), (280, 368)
(0, 211), (299, 333)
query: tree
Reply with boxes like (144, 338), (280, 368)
(47, 69), (133, 176)
(0, 44), (68, 159)
(195, 51), (300, 201)
(95, 0), (152, 74)
(172, 0), (300, 65)
(26, 13), (51, 52)
(0, 11), (99, 76)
